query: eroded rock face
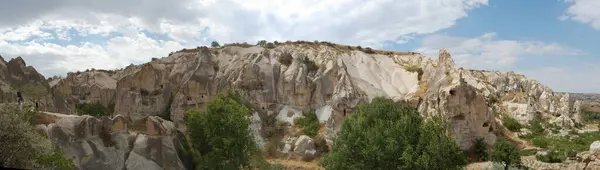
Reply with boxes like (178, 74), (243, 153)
(51, 70), (118, 114)
(0, 55), (54, 110)
(38, 112), (185, 170)
(45, 43), (577, 151)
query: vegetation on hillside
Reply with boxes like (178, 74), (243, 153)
(0, 104), (74, 170)
(76, 101), (110, 117)
(491, 139), (521, 170)
(293, 112), (321, 138)
(319, 98), (467, 170)
(184, 91), (280, 169)
(502, 116), (522, 132)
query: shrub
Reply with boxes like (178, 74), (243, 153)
(583, 111), (600, 121)
(502, 116), (522, 132)
(76, 102), (108, 117)
(491, 139), (521, 170)
(151, 57), (158, 61)
(277, 52), (294, 66)
(403, 65), (424, 80)
(266, 42), (275, 49)
(536, 149), (566, 163)
(257, 40), (267, 46)
(528, 120), (545, 135)
(320, 98), (467, 170)
(298, 56), (318, 72)
(184, 91), (260, 169)
(0, 104), (74, 170)
(211, 41), (220, 48)
(532, 137), (549, 148)
(474, 137), (489, 161)
(519, 149), (537, 156)
(264, 137), (283, 158)
(293, 112), (321, 138)
(363, 47), (375, 54)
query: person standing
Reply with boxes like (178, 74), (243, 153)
(17, 91), (22, 105)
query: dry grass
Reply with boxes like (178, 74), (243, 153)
(415, 80), (429, 97)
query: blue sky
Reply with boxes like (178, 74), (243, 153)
(0, 0), (598, 92)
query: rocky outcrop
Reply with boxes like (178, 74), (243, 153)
(0, 55), (53, 110)
(43, 42), (579, 152)
(50, 70), (118, 114)
(36, 112), (185, 170)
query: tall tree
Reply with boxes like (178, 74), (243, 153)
(320, 97), (467, 170)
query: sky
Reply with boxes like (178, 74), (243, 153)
(0, 0), (598, 93)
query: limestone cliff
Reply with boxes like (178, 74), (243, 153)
(48, 42), (578, 151)
(0, 55), (53, 110)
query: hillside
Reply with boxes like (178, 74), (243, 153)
(2, 41), (595, 169)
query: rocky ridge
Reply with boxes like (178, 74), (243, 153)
(48, 42), (583, 152)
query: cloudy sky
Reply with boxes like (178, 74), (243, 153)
(0, 0), (598, 93)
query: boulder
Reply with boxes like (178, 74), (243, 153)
(293, 135), (316, 156)
(590, 141), (600, 154)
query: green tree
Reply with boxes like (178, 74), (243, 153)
(320, 97), (467, 170)
(76, 102), (108, 117)
(502, 116), (522, 132)
(491, 139), (521, 170)
(184, 91), (258, 169)
(474, 137), (489, 161)
(293, 112), (321, 137)
(257, 40), (267, 46)
(211, 41), (220, 48)
(0, 103), (74, 170)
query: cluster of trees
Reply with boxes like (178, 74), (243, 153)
(181, 91), (525, 169)
(76, 101), (113, 117)
(0, 104), (74, 169)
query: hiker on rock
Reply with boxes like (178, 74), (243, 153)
(17, 91), (22, 105)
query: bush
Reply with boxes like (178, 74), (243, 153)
(491, 139), (521, 169)
(363, 47), (375, 54)
(403, 65), (424, 80)
(184, 91), (260, 169)
(298, 56), (318, 72)
(266, 42), (275, 49)
(502, 116), (522, 132)
(320, 98), (467, 170)
(474, 137), (489, 161)
(293, 112), (321, 138)
(519, 149), (537, 156)
(211, 41), (220, 48)
(532, 137), (549, 148)
(528, 120), (545, 135)
(277, 52), (294, 66)
(76, 102), (108, 117)
(536, 149), (566, 163)
(0, 104), (74, 170)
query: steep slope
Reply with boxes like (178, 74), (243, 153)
(0, 55), (54, 110)
(49, 42), (580, 151)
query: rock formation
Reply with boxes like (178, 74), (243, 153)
(47, 42), (580, 152)
(0, 55), (53, 110)
(34, 111), (186, 170)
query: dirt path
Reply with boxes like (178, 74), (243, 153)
(267, 159), (324, 170)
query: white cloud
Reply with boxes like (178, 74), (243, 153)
(0, 0), (488, 77)
(414, 33), (582, 70)
(562, 0), (600, 30)
(0, 33), (184, 77)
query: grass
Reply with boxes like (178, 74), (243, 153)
(403, 65), (424, 80)
(519, 149), (537, 156)
(502, 116), (522, 132)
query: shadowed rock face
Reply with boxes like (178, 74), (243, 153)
(37, 112), (185, 170)
(46, 43), (577, 151)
